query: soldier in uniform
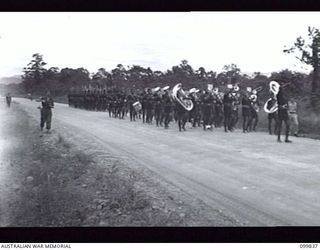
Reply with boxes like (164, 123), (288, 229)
(175, 99), (188, 131)
(223, 85), (233, 132)
(6, 93), (12, 107)
(212, 88), (224, 128)
(159, 86), (170, 126)
(141, 91), (147, 123)
(38, 93), (54, 133)
(127, 92), (136, 121)
(229, 85), (240, 131)
(241, 87), (252, 133)
(163, 90), (172, 129)
(189, 88), (200, 128)
(276, 84), (291, 143)
(266, 96), (278, 135)
(153, 89), (162, 126)
(145, 90), (154, 124)
(248, 89), (259, 132)
(201, 90), (213, 130)
(117, 92), (126, 119)
(288, 98), (299, 137)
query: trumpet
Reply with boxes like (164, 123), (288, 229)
(252, 86), (263, 93)
(172, 83), (194, 111)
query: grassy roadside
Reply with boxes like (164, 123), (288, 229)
(2, 102), (232, 226)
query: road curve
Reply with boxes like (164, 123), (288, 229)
(15, 98), (320, 226)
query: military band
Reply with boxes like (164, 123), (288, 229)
(67, 80), (294, 142)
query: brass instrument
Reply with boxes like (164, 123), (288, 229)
(133, 101), (142, 112)
(233, 85), (240, 92)
(152, 87), (160, 93)
(189, 88), (200, 102)
(253, 86), (263, 93)
(172, 83), (194, 111)
(264, 81), (280, 114)
(162, 86), (170, 91)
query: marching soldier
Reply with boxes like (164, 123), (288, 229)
(267, 96), (278, 135)
(175, 100), (187, 131)
(163, 91), (172, 129)
(141, 91), (147, 123)
(248, 89), (259, 132)
(154, 90), (162, 127)
(241, 87), (252, 133)
(212, 88), (224, 128)
(189, 88), (201, 128)
(223, 84), (233, 132)
(145, 89), (154, 124)
(127, 92), (136, 121)
(201, 90), (213, 131)
(276, 82), (291, 143)
(230, 85), (240, 130)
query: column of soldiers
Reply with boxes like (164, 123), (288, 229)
(67, 84), (263, 133)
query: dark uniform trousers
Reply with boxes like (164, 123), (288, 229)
(41, 109), (52, 130)
(277, 108), (290, 140)
(242, 106), (251, 132)
(223, 105), (232, 132)
(268, 112), (278, 135)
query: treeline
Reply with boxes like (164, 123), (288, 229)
(14, 53), (310, 101)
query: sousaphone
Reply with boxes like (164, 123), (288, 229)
(264, 81), (280, 114)
(172, 83), (194, 111)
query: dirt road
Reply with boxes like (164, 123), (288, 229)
(13, 98), (320, 226)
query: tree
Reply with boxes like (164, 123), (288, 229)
(284, 26), (320, 111)
(269, 69), (307, 98)
(59, 67), (91, 93)
(196, 67), (207, 79)
(170, 60), (195, 88)
(44, 67), (60, 80)
(22, 53), (47, 94)
(222, 63), (241, 85)
(92, 68), (112, 88)
(111, 64), (129, 88)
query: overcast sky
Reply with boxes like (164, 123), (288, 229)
(0, 12), (319, 78)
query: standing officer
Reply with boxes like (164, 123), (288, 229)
(288, 98), (299, 137)
(6, 93), (12, 107)
(38, 92), (54, 133)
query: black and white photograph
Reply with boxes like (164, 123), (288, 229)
(0, 12), (320, 231)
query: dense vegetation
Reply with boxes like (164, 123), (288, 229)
(5, 54), (310, 103)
